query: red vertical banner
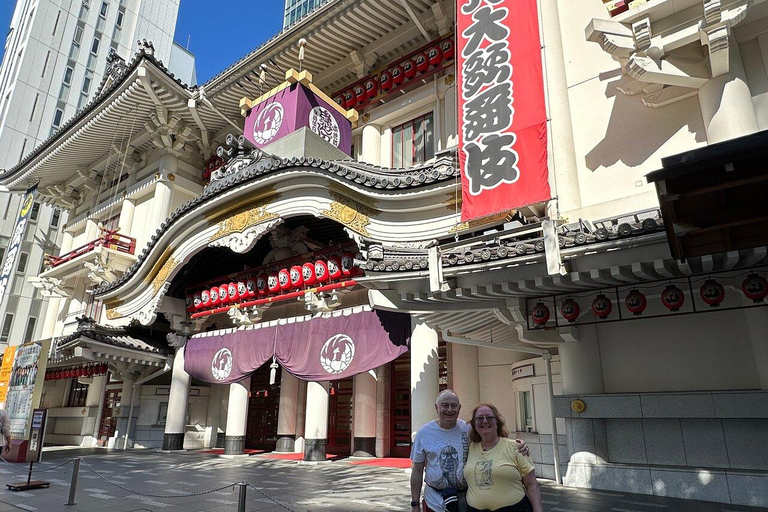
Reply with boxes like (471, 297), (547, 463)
(457, 0), (551, 222)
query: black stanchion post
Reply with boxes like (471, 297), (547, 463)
(237, 482), (246, 512)
(67, 458), (81, 506)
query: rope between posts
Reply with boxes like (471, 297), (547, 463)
(79, 459), (241, 498)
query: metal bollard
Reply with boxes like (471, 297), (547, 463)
(67, 458), (81, 506)
(237, 482), (247, 512)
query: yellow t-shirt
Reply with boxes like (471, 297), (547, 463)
(463, 437), (535, 511)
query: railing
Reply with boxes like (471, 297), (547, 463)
(46, 229), (137, 268)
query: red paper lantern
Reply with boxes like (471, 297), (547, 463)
(302, 262), (317, 286)
(246, 277), (257, 298)
(290, 265), (304, 288)
(343, 89), (355, 109)
(415, 52), (429, 73)
(700, 279), (725, 307)
(560, 298), (580, 323)
(202, 289), (213, 307)
(742, 273), (768, 303)
(267, 272), (280, 293)
(215, 284), (226, 304)
(52, 370), (61, 380)
(193, 292), (203, 310)
(333, 95), (345, 108)
(78, 366), (86, 377)
(661, 284), (685, 311)
(625, 289), (647, 315)
(380, 70), (393, 92)
(592, 294), (612, 319)
(228, 282), (239, 302)
(354, 83), (366, 106)
(403, 58), (416, 79)
(441, 38), (455, 60)
(257, 274), (268, 296)
(341, 252), (355, 277)
(328, 256), (343, 280)
(278, 269), (291, 291)
(237, 279), (248, 300)
(365, 78), (378, 101)
(428, 45), (442, 67)
(315, 259), (330, 283)
(391, 65), (404, 86)
(531, 302), (550, 326)
(99, 363), (108, 375)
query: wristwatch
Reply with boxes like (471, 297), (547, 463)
(411, 500), (420, 507)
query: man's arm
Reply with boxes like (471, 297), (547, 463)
(410, 460), (425, 511)
(515, 438), (529, 457)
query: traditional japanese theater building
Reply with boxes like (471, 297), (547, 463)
(2, 0), (768, 507)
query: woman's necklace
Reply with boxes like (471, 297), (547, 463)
(481, 437), (499, 452)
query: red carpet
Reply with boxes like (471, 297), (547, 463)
(348, 458), (411, 468)
(199, 449), (265, 455)
(264, 452), (342, 460)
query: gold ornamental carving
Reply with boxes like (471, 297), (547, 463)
(445, 74), (455, 86)
(450, 210), (517, 233)
(152, 257), (178, 293)
(106, 308), (122, 320)
(323, 199), (373, 237)
(211, 204), (279, 241)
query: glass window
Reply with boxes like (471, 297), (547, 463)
(391, 113), (434, 168)
(0, 314), (13, 343)
(41, 51), (50, 77)
(29, 93), (38, 121)
(53, 108), (63, 127)
(30, 202), (40, 222)
(99, 2), (108, 17)
(52, 11), (61, 35)
(115, 10), (123, 28)
(63, 66), (73, 85)
(23, 317), (36, 342)
(157, 402), (168, 425)
(82, 75), (91, 94)
(520, 391), (534, 432)
(51, 208), (61, 228)
(67, 379), (89, 407)
(16, 252), (28, 273)
(73, 25), (83, 45)
(90, 37), (100, 55)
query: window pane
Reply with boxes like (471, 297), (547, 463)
(424, 113), (434, 161)
(392, 126), (402, 168)
(23, 317), (36, 342)
(414, 116), (425, 164)
(403, 123), (414, 167)
(0, 314), (13, 342)
(16, 252), (28, 273)
(30, 202), (39, 221)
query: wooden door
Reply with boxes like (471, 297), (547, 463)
(327, 378), (353, 455)
(98, 388), (122, 444)
(390, 352), (412, 457)
(245, 365), (281, 450)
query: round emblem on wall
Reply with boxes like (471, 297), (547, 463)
(253, 102), (284, 144)
(309, 106), (341, 147)
(319, 334), (356, 374)
(211, 348), (233, 381)
(571, 399), (586, 414)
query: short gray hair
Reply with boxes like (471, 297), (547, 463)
(435, 389), (460, 405)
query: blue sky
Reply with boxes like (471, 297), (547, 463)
(0, 0), (285, 84)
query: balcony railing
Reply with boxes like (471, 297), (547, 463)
(46, 229), (137, 269)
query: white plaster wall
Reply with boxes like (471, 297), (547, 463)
(477, 346), (532, 429)
(133, 194), (155, 250)
(597, 311), (760, 393)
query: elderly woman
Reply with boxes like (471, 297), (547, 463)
(463, 403), (543, 512)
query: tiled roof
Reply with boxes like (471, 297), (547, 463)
(55, 317), (172, 355)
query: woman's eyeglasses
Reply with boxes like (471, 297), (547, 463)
(474, 415), (496, 423)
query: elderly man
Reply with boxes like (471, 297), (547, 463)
(410, 390), (529, 512)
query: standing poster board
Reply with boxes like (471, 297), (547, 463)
(3, 340), (50, 439)
(0, 346), (17, 404)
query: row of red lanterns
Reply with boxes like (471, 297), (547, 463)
(45, 363), (108, 381)
(333, 38), (455, 110)
(187, 253), (362, 312)
(532, 274), (768, 325)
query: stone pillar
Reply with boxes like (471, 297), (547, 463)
(223, 377), (250, 456)
(118, 198), (136, 235)
(84, 217), (100, 241)
(540, 0), (581, 215)
(411, 319), (439, 435)
(163, 345), (191, 450)
(699, 34), (759, 144)
(375, 364), (391, 458)
(60, 229), (75, 254)
(276, 371), (299, 452)
(148, 153), (176, 233)
(295, 379), (307, 453)
(361, 123), (382, 166)
(559, 324), (605, 395)
(444, 80), (458, 148)
(744, 307), (768, 390)
(204, 384), (223, 448)
(217, 385), (230, 448)
(303, 381), (329, 461)
(115, 374), (135, 448)
(449, 343), (479, 422)
(352, 371), (377, 457)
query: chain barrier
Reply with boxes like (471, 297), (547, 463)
(246, 482), (300, 512)
(0, 456), (72, 474)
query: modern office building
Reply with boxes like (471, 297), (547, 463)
(283, 0), (333, 28)
(0, 0), (190, 351)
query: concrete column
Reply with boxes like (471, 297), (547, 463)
(218, 384), (230, 448)
(148, 152), (176, 233)
(59, 229), (75, 254)
(361, 123), (382, 166)
(352, 371), (377, 457)
(276, 371), (299, 452)
(449, 343), (480, 422)
(303, 381), (329, 461)
(118, 198), (136, 235)
(699, 34), (759, 144)
(444, 82), (458, 148)
(163, 345), (191, 450)
(40, 297), (62, 339)
(114, 375), (135, 448)
(85, 376), (105, 407)
(223, 377), (250, 456)
(744, 307), (768, 390)
(539, 0), (581, 215)
(411, 319), (439, 435)
(84, 217), (100, 241)
(204, 384), (223, 448)
(375, 364), (391, 458)
(90, 374), (108, 442)
(559, 324), (605, 395)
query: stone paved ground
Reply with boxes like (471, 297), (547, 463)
(0, 448), (763, 512)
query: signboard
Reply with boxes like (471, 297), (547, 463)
(0, 186), (37, 301)
(511, 363), (535, 381)
(457, 0), (551, 221)
(3, 340), (50, 439)
(243, 82), (352, 155)
(26, 409), (47, 463)
(0, 346), (17, 403)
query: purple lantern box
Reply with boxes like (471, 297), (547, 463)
(243, 79), (353, 156)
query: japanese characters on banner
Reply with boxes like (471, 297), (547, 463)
(0, 186), (37, 301)
(457, 0), (551, 222)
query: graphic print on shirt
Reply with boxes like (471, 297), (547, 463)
(474, 459), (494, 489)
(436, 445), (464, 488)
